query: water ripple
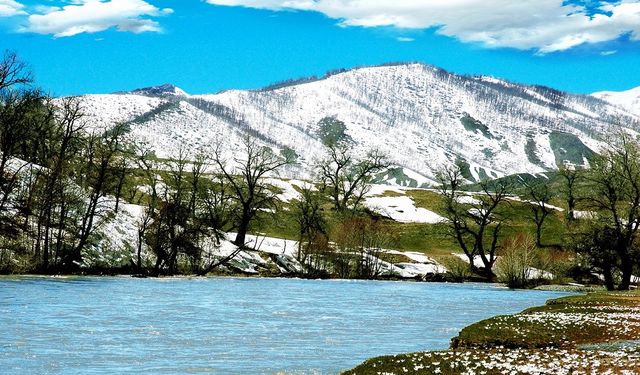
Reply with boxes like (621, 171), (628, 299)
(0, 277), (572, 374)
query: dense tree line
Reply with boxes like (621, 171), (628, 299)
(0, 52), (130, 273)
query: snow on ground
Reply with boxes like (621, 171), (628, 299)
(83, 198), (147, 269)
(78, 94), (164, 133)
(530, 267), (554, 280)
(574, 210), (596, 219)
(456, 195), (481, 205)
(216, 240), (271, 274)
(78, 64), (638, 187)
(265, 178), (315, 203)
(388, 250), (435, 264)
(593, 86), (640, 117)
(227, 232), (298, 257)
(453, 252), (487, 269)
(365, 184), (407, 196)
(388, 250), (446, 275)
(507, 196), (565, 211)
(364, 195), (446, 224)
(225, 233), (447, 278)
(395, 262), (445, 276)
(80, 190), (449, 277)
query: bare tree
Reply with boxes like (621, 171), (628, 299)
(131, 144), (160, 273)
(495, 234), (538, 289)
(558, 164), (581, 223)
(582, 135), (640, 290)
(0, 51), (32, 91)
(69, 122), (128, 267)
(34, 97), (86, 272)
(195, 169), (238, 276)
(0, 91), (45, 214)
(213, 136), (289, 246)
(523, 179), (554, 247)
(294, 186), (330, 276)
(317, 142), (389, 211)
(437, 164), (511, 279)
(111, 156), (128, 214)
(0, 51), (43, 217)
(333, 217), (394, 279)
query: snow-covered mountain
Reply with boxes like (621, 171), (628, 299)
(77, 63), (640, 185)
(592, 86), (640, 117)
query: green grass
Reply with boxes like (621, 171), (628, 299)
(373, 167), (420, 187)
(455, 291), (640, 349)
(460, 114), (492, 139)
(405, 189), (444, 214)
(549, 131), (595, 166)
(525, 137), (544, 167)
(250, 186), (571, 259)
(129, 101), (181, 125)
(318, 116), (349, 146)
(343, 291), (640, 374)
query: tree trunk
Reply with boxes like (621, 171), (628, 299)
(603, 266), (615, 291)
(566, 197), (575, 222)
(42, 208), (52, 273)
(136, 233), (143, 273)
(114, 170), (125, 214)
(535, 222), (543, 248)
(618, 261), (633, 291)
(466, 253), (476, 273)
(234, 207), (251, 247)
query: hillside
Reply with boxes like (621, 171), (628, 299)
(593, 85), (640, 117)
(77, 63), (640, 186)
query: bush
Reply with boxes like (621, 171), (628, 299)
(440, 256), (472, 282)
(495, 234), (537, 289)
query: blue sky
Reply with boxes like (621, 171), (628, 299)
(1, 0), (639, 96)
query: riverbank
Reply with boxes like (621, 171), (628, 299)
(343, 291), (640, 374)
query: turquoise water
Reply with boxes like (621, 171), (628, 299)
(0, 277), (572, 374)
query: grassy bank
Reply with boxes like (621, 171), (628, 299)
(343, 291), (640, 374)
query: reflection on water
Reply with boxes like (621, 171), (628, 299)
(0, 277), (572, 374)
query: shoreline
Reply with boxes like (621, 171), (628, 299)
(343, 291), (640, 374)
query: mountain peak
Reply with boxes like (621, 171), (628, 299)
(130, 84), (188, 97)
(592, 86), (640, 117)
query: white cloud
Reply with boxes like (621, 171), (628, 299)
(22, 0), (173, 37)
(206, 0), (640, 52)
(0, 0), (26, 17)
(397, 37), (415, 42)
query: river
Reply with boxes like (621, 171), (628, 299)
(0, 277), (573, 374)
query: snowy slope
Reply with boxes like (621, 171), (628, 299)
(75, 63), (640, 183)
(593, 86), (640, 117)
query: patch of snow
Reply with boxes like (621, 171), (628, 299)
(365, 184), (408, 197)
(227, 233), (299, 257)
(507, 196), (565, 212)
(456, 195), (481, 205)
(574, 210), (596, 220)
(265, 178), (306, 203)
(365, 195), (446, 224)
(453, 253), (487, 269)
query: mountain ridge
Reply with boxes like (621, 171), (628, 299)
(76, 62), (640, 185)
